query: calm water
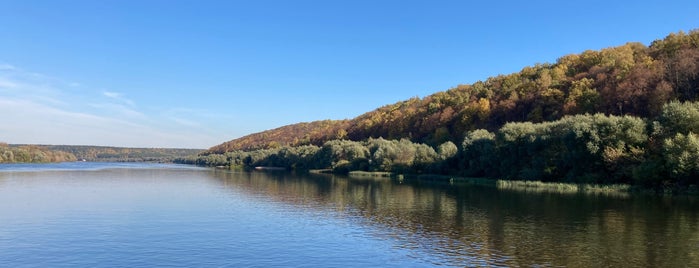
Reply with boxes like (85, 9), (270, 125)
(0, 163), (697, 267)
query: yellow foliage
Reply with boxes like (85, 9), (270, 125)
(477, 98), (491, 120)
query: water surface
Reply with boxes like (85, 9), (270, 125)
(0, 163), (697, 267)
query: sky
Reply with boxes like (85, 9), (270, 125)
(0, 0), (697, 148)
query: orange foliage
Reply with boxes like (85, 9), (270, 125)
(206, 30), (699, 154)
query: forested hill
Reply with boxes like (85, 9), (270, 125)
(208, 120), (350, 153)
(206, 30), (699, 155)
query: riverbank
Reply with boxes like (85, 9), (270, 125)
(302, 170), (698, 196)
(414, 174), (699, 196)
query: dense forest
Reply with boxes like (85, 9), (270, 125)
(187, 30), (699, 191)
(1, 144), (202, 163)
(207, 30), (699, 154)
(179, 101), (699, 190)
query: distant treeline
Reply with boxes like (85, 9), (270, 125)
(206, 30), (699, 153)
(179, 101), (699, 191)
(42, 145), (203, 162)
(0, 144), (76, 163)
(2, 144), (203, 163)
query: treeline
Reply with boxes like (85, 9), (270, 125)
(0, 143), (77, 163)
(42, 145), (203, 162)
(463, 101), (699, 189)
(178, 138), (456, 174)
(1, 144), (203, 163)
(181, 101), (699, 191)
(207, 29), (699, 154)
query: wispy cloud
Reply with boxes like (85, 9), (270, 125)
(169, 117), (201, 127)
(0, 63), (16, 71)
(88, 103), (146, 119)
(0, 77), (18, 89)
(0, 63), (219, 148)
(103, 90), (135, 106)
(103, 91), (120, 99)
(0, 65), (69, 106)
(0, 98), (203, 147)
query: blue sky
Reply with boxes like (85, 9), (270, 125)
(1, 0), (697, 148)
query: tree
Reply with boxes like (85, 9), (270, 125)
(461, 129), (496, 177)
(657, 101), (699, 137)
(663, 133), (699, 186)
(437, 141), (458, 160)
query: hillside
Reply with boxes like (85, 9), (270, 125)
(208, 120), (349, 153)
(206, 30), (699, 155)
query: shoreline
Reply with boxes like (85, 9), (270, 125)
(304, 170), (699, 196)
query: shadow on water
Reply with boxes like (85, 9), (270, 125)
(207, 169), (699, 267)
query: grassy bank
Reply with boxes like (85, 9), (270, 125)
(494, 180), (630, 195)
(348, 171), (392, 178)
(395, 174), (699, 196)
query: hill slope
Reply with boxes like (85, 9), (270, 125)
(206, 30), (699, 154)
(207, 120), (349, 153)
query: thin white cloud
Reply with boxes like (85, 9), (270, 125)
(0, 78), (18, 89)
(88, 103), (147, 119)
(0, 98), (209, 148)
(103, 91), (121, 99)
(169, 117), (201, 127)
(103, 90), (135, 106)
(0, 64), (220, 148)
(0, 65), (67, 106)
(0, 63), (16, 71)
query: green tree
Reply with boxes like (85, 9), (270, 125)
(663, 133), (699, 186)
(657, 101), (699, 137)
(437, 141), (458, 160)
(461, 129), (497, 177)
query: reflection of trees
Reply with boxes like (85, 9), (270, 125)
(209, 170), (699, 267)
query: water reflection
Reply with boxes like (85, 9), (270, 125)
(209, 170), (699, 267)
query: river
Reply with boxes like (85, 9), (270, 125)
(0, 162), (697, 267)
